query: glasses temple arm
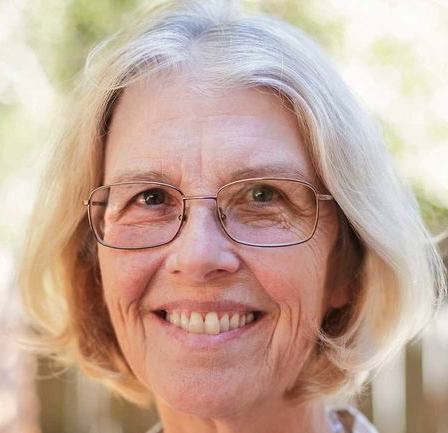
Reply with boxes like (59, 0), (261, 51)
(317, 194), (333, 201)
(83, 200), (108, 206)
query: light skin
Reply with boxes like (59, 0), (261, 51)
(98, 73), (349, 433)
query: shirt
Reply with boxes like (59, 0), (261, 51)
(146, 405), (379, 433)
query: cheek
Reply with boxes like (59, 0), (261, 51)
(243, 244), (331, 380)
(97, 249), (165, 374)
(245, 233), (334, 354)
(249, 243), (328, 310)
(98, 248), (163, 304)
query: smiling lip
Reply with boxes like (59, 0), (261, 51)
(150, 308), (267, 350)
(151, 300), (265, 314)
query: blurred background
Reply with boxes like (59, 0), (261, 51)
(0, 0), (447, 432)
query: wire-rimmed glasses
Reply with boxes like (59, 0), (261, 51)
(83, 177), (334, 249)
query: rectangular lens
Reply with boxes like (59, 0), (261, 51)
(218, 179), (317, 245)
(89, 183), (183, 248)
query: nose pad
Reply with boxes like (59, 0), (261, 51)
(218, 207), (227, 223)
(178, 201), (227, 234)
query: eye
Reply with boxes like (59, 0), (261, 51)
(139, 188), (167, 206)
(250, 185), (279, 203)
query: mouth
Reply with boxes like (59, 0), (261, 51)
(153, 310), (264, 335)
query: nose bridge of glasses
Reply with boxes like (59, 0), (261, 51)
(181, 194), (221, 222)
(183, 194), (218, 201)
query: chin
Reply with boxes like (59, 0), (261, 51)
(152, 375), (259, 419)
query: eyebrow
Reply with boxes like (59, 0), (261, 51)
(227, 164), (312, 183)
(107, 163), (313, 186)
(109, 169), (174, 185)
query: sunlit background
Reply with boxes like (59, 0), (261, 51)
(1, 0), (447, 432)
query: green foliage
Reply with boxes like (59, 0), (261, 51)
(370, 36), (430, 97)
(0, 104), (41, 182)
(413, 184), (448, 234)
(253, 0), (345, 54)
(428, 120), (448, 144)
(377, 117), (406, 156)
(25, 0), (140, 90)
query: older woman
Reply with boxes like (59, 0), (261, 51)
(20, 1), (446, 433)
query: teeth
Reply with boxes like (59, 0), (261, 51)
(164, 310), (259, 335)
(180, 311), (189, 331)
(204, 312), (220, 335)
(239, 314), (246, 327)
(230, 313), (240, 330)
(189, 312), (204, 334)
(220, 313), (230, 332)
(171, 311), (180, 327)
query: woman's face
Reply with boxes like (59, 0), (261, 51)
(98, 75), (345, 417)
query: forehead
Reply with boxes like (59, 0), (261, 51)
(104, 74), (317, 188)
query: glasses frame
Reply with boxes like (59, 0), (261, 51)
(83, 177), (334, 250)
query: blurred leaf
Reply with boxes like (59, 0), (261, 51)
(253, 0), (345, 54)
(370, 36), (430, 97)
(377, 117), (406, 156)
(25, 0), (141, 90)
(413, 183), (448, 235)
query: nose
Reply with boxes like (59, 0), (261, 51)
(164, 199), (241, 283)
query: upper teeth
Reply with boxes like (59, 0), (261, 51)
(165, 311), (256, 335)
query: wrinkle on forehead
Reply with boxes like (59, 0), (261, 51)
(104, 73), (317, 190)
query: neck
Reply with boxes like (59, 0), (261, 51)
(154, 394), (334, 433)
